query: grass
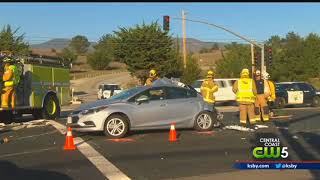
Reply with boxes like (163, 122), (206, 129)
(308, 78), (320, 90)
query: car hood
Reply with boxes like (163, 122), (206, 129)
(71, 98), (123, 114)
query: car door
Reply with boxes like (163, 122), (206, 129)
(213, 80), (223, 101)
(128, 87), (170, 129)
(298, 83), (314, 104)
(227, 79), (238, 101)
(287, 84), (304, 105)
(164, 87), (200, 128)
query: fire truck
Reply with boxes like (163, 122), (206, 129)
(0, 55), (71, 123)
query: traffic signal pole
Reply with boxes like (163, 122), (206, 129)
(172, 17), (266, 75)
(182, 10), (187, 69)
(251, 43), (255, 77)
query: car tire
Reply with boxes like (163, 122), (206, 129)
(103, 114), (129, 138)
(194, 111), (214, 131)
(0, 111), (13, 124)
(42, 94), (61, 120)
(312, 96), (320, 107)
(275, 97), (286, 109)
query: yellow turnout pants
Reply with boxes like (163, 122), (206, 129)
(1, 86), (16, 108)
(239, 103), (255, 125)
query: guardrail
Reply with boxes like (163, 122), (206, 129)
(70, 69), (126, 80)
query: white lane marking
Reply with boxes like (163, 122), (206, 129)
(48, 120), (131, 180)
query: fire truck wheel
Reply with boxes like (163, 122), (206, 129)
(0, 111), (13, 124)
(42, 94), (60, 120)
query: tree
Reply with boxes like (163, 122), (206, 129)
(113, 22), (182, 82)
(211, 43), (219, 50)
(0, 25), (29, 56)
(57, 48), (77, 63)
(87, 34), (115, 70)
(88, 50), (113, 70)
(180, 55), (202, 85)
(69, 35), (90, 55)
(215, 43), (251, 78)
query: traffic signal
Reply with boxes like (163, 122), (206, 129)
(163, 15), (170, 31)
(267, 47), (272, 67)
(254, 51), (261, 67)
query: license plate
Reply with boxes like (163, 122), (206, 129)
(67, 117), (72, 124)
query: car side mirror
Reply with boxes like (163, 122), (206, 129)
(136, 95), (149, 104)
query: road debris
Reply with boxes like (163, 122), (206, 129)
(0, 137), (9, 144)
(223, 125), (255, 132)
(255, 125), (269, 129)
(241, 137), (246, 140)
(292, 135), (299, 139)
(276, 126), (289, 130)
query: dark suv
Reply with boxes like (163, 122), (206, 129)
(274, 82), (320, 108)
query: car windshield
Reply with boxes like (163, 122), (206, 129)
(108, 86), (145, 100)
(192, 80), (203, 88)
(102, 85), (120, 90)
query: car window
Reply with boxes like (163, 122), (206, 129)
(133, 87), (165, 101)
(299, 83), (313, 92)
(192, 80), (203, 88)
(110, 86), (144, 101)
(229, 80), (236, 86)
(221, 81), (227, 88)
(289, 84), (300, 91)
(166, 87), (196, 99)
(276, 84), (291, 91)
(214, 81), (223, 88)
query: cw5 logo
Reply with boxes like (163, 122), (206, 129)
(253, 147), (289, 159)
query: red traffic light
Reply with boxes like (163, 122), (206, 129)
(163, 15), (170, 31)
(164, 16), (169, 21)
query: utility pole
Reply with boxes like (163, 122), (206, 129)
(261, 44), (265, 74)
(251, 43), (255, 77)
(182, 10), (187, 69)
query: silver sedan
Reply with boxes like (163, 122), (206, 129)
(68, 78), (222, 138)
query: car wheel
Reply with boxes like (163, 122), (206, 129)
(103, 114), (129, 138)
(42, 94), (61, 120)
(194, 111), (214, 131)
(0, 111), (13, 124)
(275, 97), (286, 109)
(312, 96), (320, 107)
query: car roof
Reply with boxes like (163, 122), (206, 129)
(100, 84), (119, 86)
(276, 82), (305, 85)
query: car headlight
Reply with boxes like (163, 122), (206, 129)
(80, 106), (108, 115)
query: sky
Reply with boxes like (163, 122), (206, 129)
(1, 3), (320, 45)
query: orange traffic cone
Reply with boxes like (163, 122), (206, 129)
(169, 123), (177, 142)
(64, 127), (76, 150)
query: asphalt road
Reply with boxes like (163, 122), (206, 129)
(70, 71), (132, 102)
(1, 107), (319, 180)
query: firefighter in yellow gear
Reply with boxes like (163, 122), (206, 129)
(263, 72), (276, 117)
(145, 69), (159, 86)
(233, 68), (257, 126)
(1, 57), (18, 108)
(200, 70), (218, 105)
(254, 70), (271, 122)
